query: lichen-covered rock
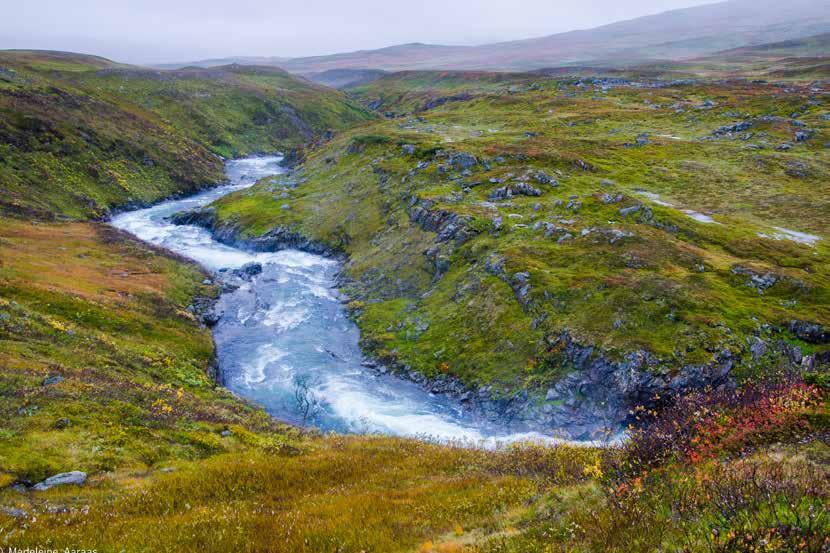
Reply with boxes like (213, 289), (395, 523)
(33, 471), (87, 491)
(731, 265), (779, 292)
(788, 320), (829, 344)
(489, 182), (542, 201)
(449, 152), (478, 170)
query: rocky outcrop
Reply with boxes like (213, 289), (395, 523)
(788, 320), (829, 344)
(527, 332), (735, 439)
(418, 93), (472, 112)
(731, 265), (780, 293)
(449, 152), (478, 170)
(280, 147), (306, 169)
(170, 203), (823, 442)
(489, 182), (542, 201)
(169, 208), (339, 258)
(365, 316), (822, 441)
(33, 471), (87, 491)
(407, 198), (478, 245)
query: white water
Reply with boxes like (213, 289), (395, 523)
(111, 156), (576, 447)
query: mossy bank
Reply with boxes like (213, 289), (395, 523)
(0, 49), (827, 552)
(197, 73), (830, 438)
(0, 50), (373, 219)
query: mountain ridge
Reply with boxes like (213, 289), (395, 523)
(156, 0), (830, 74)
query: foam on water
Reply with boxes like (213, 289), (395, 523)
(111, 155), (590, 448)
(262, 300), (310, 331)
(245, 344), (289, 386)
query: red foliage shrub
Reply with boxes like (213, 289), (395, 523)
(617, 380), (824, 475)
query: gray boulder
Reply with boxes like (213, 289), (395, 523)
(2, 507), (27, 518)
(619, 205), (641, 217)
(489, 182), (542, 201)
(235, 262), (263, 279)
(788, 320), (829, 344)
(794, 130), (813, 142)
(731, 265), (779, 292)
(41, 375), (64, 386)
(449, 153), (477, 170)
(534, 171), (557, 186)
(749, 337), (768, 361)
(33, 471), (87, 491)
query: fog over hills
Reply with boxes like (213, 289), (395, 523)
(160, 0), (830, 74)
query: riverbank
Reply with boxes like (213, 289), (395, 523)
(113, 156), (582, 444)
(191, 75), (829, 444)
(168, 203), (621, 441)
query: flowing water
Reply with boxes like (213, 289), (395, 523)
(112, 156), (556, 446)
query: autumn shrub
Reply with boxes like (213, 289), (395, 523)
(564, 377), (830, 552)
(590, 455), (830, 552)
(613, 379), (824, 477)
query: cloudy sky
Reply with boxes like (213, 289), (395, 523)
(4, 0), (720, 64)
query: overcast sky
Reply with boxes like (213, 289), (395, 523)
(3, 0), (721, 64)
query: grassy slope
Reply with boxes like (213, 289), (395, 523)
(210, 76), (830, 394)
(0, 220), (823, 551)
(0, 52), (826, 551)
(0, 51), (372, 219)
(0, 218), (590, 551)
(346, 71), (542, 114)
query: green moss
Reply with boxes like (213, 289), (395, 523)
(209, 75), (830, 393)
(0, 51), (373, 219)
(0, 219), (299, 482)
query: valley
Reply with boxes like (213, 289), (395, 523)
(0, 10), (828, 551)
(193, 73), (829, 440)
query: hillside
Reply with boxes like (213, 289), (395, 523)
(306, 68), (389, 89)
(266, 0), (830, 74)
(638, 33), (830, 79)
(345, 70), (543, 114)
(0, 48), (827, 552)
(712, 32), (830, 59)
(0, 51), (372, 219)
(197, 73), (830, 439)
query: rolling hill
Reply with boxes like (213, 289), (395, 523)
(0, 50), (372, 219)
(165, 0), (830, 74)
(638, 32), (830, 79)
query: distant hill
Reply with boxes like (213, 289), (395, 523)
(305, 68), (389, 89)
(0, 49), (128, 71)
(344, 70), (542, 114)
(227, 0), (828, 74)
(638, 32), (830, 79)
(155, 55), (290, 70)
(703, 32), (830, 59)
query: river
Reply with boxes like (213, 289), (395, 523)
(111, 156), (558, 446)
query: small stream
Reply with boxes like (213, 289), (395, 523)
(112, 156), (558, 446)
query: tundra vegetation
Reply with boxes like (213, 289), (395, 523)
(205, 70), (830, 435)
(0, 48), (827, 552)
(0, 50), (372, 219)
